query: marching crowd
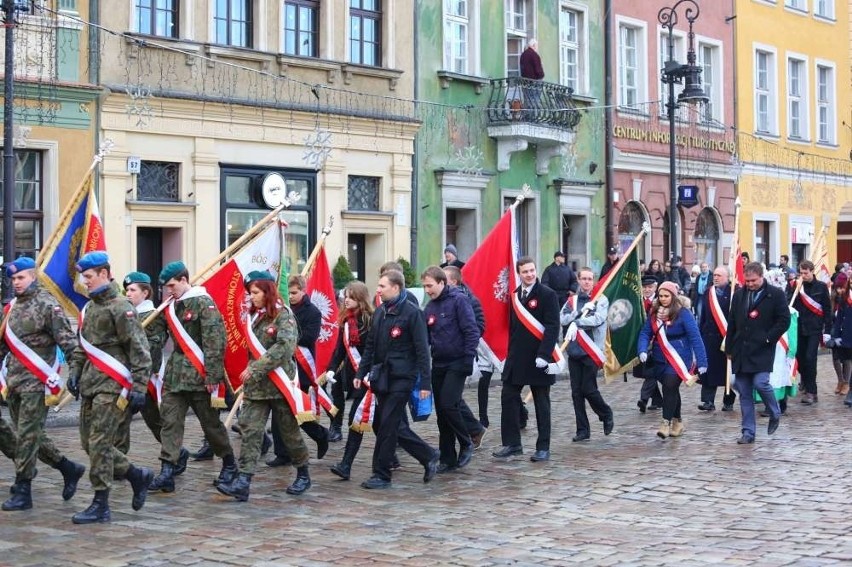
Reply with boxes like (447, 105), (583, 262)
(0, 242), (847, 524)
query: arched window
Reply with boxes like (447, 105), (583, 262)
(694, 207), (720, 266)
(617, 201), (647, 255)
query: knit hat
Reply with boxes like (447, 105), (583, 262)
(122, 271), (151, 289)
(444, 244), (458, 257)
(75, 251), (109, 273)
(658, 281), (679, 297)
(158, 261), (187, 285)
(835, 272), (848, 288)
(5, 256), (35, 278)
(244, 270), (275, 287)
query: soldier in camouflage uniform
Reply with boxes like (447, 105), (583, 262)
(148, 261), (237, 494)
(0, 257), (87, 511)
(0, 410), (15, 462)
(66, 252), (154, 524)
(217, 271), (311, 501)
(116, 272), (191, 473)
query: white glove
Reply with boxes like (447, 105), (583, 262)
(565, 323), (578, 342)
(46, 373), (61, 389)
(325, 371), (336, 384)
(535, 357), (548, 369)
(560, 308), (575, 326)
(639, 352), (648, 363)
(836, 338), (843, 346)
(823, 334), (831, 344)
(698, 367), (707, 375)
(585, 300), (597, 312)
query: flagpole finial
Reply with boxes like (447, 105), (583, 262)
(514, 184), (532, 206)
(321, 216), (334, 236)
(734, 196), (742, 209)
(94, 139), (115, 163)
(641, 222), (651, 234)
(282, 191), (302, 208)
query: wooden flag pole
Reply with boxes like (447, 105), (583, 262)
(724, 197), (743, 395)
(787, 226), (828, 309)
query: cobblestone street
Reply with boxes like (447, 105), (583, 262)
(2, 355), (851, 566)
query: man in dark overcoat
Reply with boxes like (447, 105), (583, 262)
(697, 266), (737, 411)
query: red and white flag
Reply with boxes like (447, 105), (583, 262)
(305, 246), (339, 374)
(727, 237), (745, 288)
(204, 221), (283, 391)
(461, 209), (514, 369)
(812, 228), (832, 286)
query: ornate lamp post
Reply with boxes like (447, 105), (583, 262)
(658, 0), (709, 260)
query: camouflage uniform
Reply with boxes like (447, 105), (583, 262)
(0, 282), (78, 480)
(116, 301), (166, 453)
(68, 282), (152, 491)
(158, 288), (233, 465)
(0, 409), (16, 460)
(239, 308), (308, 475)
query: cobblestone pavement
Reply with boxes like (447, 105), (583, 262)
(2, 355), (852, 566)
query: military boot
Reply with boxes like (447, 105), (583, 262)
(72, 490), (110, 524)
(174, 448), (190, 476)
(217, 472), (252, 502)
(192, 439), (214, 461)
(148, 461), (176, 493)
(126, 465), (153, 511)
(213, 454), (238, 487)
(330, 431), (362, 480)
(286, 466), (311, 495)
(1, 479), (31, 511)
(56, 457), (86, 501)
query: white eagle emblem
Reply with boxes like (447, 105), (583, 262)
(493, 267), (510, 303)
(311, 290), (339, 343)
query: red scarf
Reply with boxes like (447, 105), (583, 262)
(346, 311), (361, 346)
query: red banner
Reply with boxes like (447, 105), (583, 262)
(305, 246), (339, 374)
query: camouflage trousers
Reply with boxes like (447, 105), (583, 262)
(159, 390), (233, 464)
(7, 391), (64, 479)
(115, 391), (162, 454)
(79, 393), (131, 491)
(0, 408), (16, 459)
(239, 397), (308, 475)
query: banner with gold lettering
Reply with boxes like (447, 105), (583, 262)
(204, 222), (282, 390)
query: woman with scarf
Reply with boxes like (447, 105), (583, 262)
(216, 271), (312, 501)
(327, 281), (376, 480)
(828, 272), (852, 405)
(637, 281), (707, 439)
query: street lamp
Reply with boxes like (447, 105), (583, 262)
(658, 0), (709, 260)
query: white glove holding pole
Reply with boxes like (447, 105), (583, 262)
(639, 352), (648, 363)
(325, 370), (336, 384)
(535, 357), (548, 369)
(565, 323), (578, 342)
(823, 334), (831, 344)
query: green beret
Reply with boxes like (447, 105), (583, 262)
(76, 251), (110, 273)
(158, 261), (187, 285)
(244, 270), (276, 287)
(123, 271), (152, 289)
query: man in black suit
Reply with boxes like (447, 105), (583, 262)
(792, 260), (832, 405)
(492, 256), (560, 462)
(726, 262), (790, 444)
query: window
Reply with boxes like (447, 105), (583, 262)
(698, 42), (721, 124)
(214, 0), (251, 48)
(444, 0), (470, 74)
(134, 0), (178, 37)
(815, 0), (834, 18)
(785, 0), (806, 10)
(559, 6), (585, 93)
(617, 21), (646, 109)
(349, 0), (381, 66)
(138, 161), (180, 202)
(0, 150), (43, 259)
(816, 63), (835, 144)
(786, 57), (808, 139)
(505, 0), (526, 33)
(504, 194), (534, 257)
(347, 176), (380, 211)
(754, 48), (777, 134)
(505, 0), (533, 77)
(283, 0), (319, 57)
(617, 201), (647, 254)
(694, 207), (720, 266)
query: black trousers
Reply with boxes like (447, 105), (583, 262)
(500, 382), (550, 451)
(568, 358), (612, 436)
(477, 371), (494, 428)
(700, 383), (736, 406)
(659, 374), (682, 421)
(372, 390), (435, 481)
(330, 372), (346, 428)
(796, 333), (821, 395)
(432, 367), (472, 466)
(639, 377), (663, 406)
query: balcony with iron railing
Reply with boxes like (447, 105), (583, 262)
(486, 77), (583, 174)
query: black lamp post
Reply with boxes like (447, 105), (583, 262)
(658, 0), (709, 260)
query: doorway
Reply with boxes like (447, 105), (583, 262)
(347, 233), (366, 283)
(561, 214), (587, 271)
(137, 227), (163, 291)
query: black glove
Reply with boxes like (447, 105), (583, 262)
(67, 375), (80, 400)
(128, 391), (146, 414)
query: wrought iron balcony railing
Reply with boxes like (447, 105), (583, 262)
(486, 77), (582, 130)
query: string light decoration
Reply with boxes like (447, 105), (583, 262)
(302, 128), (333, 170)
(453, 145), (484, 176)
(126, 85), (153, 128)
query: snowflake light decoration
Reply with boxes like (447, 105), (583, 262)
(791, 179), (805, 205)
(561, 145), (577, 178)
(126, 86), (153, 128)
(12, 125), (31, 148)
(454, 145), (484, 176)
(302, 128), (333, 170)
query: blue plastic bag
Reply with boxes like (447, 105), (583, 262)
(409, 373), (433, 422)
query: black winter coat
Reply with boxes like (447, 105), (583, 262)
(291, 294), (321, 390)
(793, 279), (831, 336)
(698, 284), (731, 388)
(502, 282), (560, 387)
(726, 282), (790, 374)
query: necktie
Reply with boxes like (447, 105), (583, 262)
(522, 289), (528, 301)
(747, 291), (754, 311)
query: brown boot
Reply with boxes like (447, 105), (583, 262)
(835, 380), (844, 395)
(657, 419), (671, 439)
(841, 383), (850, 396)
(669, 418), (685, 437)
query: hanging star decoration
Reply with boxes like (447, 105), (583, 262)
(126, 86), (154, 128)
(302, 128), (333, 170)
(454, 145), (484, 176)
(561, 145), (577, 178)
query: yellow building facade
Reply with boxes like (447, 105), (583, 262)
(734, 0), (852, 266)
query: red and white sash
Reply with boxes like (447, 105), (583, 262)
(778, 334), (799, 379)
(708, 286), (728, 337)
(296, 345), (336, 416)
(651, 317), (694, 383)
(563, 296), (605, 368)
(245, 314), (315, 425)
(343, 321), (361, 373)
(511, 287), (566, 372)
(163, 287), (225, 408)
(351, 388), (377, 433)
(3, 299), (63, 403)
(79, 303), (134, 405)
(138, 302), (164, 405)
(798, 289), (824, 317)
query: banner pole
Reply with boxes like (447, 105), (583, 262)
(300, 216), (335, 278)
(724, 198), (743, 395)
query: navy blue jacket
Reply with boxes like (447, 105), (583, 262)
(424, 286), (479, 369)
(831, 298), (852, 346)
(637, 308), (707, 375)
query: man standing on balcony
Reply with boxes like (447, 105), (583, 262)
(519, 39), (544, 119)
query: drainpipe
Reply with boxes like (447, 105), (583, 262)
(90, 0), (102, 185)
(410, 0), (419, 269)
(603, 0), (614, 249)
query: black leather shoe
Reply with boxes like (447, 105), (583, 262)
(491, 445), (523, 458)
(637, 400), (647, 414)
(423, 453), (440, 483)
(436, 463), (457, 474)
(530, 450), (550, 462)
(457, 446), (474, 468)
(389, 456), (402, 470)
(603, 416), (614, 436)
(56, 457), (86, 501)
(721, 404), (734, 412)
(192, 440), (214, 461)
(361, 476), (391, 490)
(470, 428), (488, 450)
(647, 404), (662, 411)
(285, 466), (311, 495)
(768, 416), (780, 435)
(266, 455), (292, 468)
(697, 402), (716, 411)
(328, 425), (343, 443)
(737, 435), (755, 444)
(572, 434), (590, 442)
